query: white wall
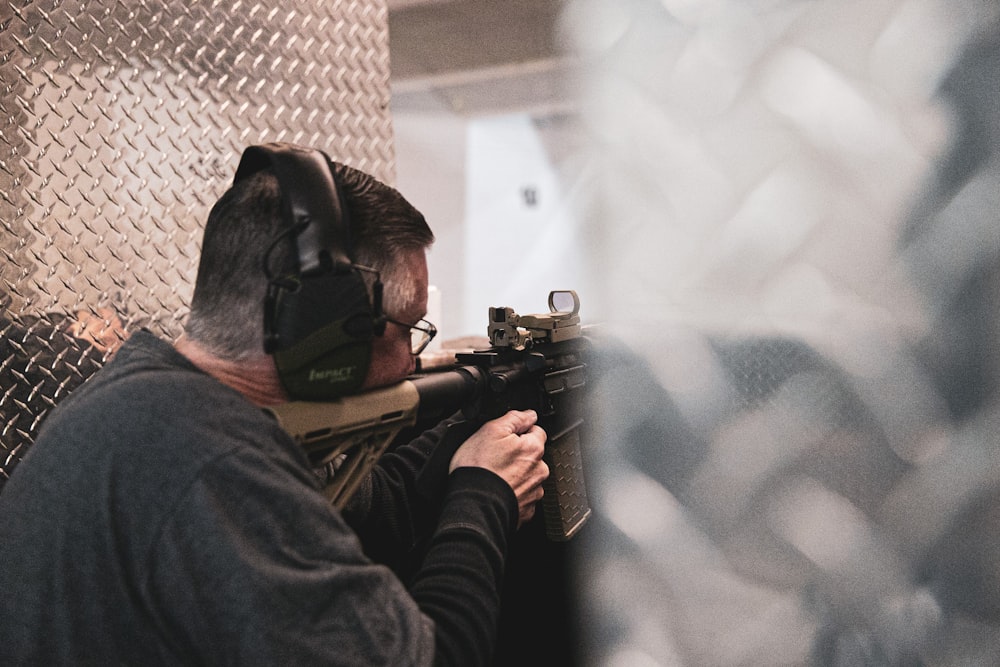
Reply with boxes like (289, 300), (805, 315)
(394, 110), (591, 338)
(391, 109), (468, 339)
(462, 113), (590, 335)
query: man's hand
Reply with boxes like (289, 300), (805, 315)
(450, 410), (549, 527)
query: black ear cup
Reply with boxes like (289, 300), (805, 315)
(267, 269), (375, 399)
(235, 142), (381, 400)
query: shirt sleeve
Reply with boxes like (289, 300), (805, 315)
(342, 416), (521, 666)
(410, 466), (519, 667)
(341, 413), (478, 577)
(143, 437), (517, 667)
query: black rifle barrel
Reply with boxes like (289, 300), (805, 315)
(409, 365), (486, 422)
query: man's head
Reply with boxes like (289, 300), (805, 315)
(183, 149), (434, 396)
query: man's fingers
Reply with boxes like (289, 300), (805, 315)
(450, 409), (550, 529)
(494, 409), (538, 435)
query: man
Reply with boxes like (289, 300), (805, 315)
(0, 144), (549, 665)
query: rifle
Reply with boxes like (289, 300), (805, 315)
(265, 290), (592, 541)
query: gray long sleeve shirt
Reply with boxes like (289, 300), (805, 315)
(0, 331), (516, 665)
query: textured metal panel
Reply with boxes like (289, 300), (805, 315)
(1, 0), (393, 477)
(566, 0), (1000, 664)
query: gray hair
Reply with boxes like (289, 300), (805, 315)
(184, 160), (434, 360)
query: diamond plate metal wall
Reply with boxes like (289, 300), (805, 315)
(564, 0), (1000, 664)
(1, 0), (394, 479)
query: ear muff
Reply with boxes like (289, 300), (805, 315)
(234, 142), (385, 400)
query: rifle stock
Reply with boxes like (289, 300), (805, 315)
(266, 291), (593, 541)
(265, 381), (422, 507)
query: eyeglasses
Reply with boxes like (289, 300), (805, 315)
(384, 316), (437, 356)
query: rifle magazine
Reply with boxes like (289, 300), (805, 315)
(541, 420), (591, 541)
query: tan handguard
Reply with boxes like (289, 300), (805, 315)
(265, 381), (421, 508)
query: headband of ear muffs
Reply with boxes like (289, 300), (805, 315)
(233, 142), (385, 400)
